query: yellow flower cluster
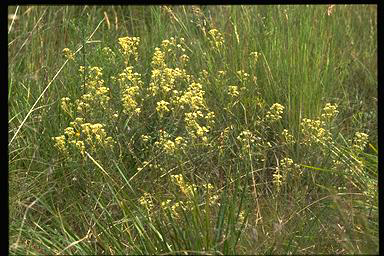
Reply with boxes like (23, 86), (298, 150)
(184, 110), (215, 144)
(118, 36), (140, 63)
(236, 70), (250, 82)
(156, 100), (170, 118)
(176, 82), (205, 110)
(149, 38), (190, 93)
(62, 48), (75, 61)
(228, 85), (240, 98)
(151, 47), (166, 69)
(237, 129), (255, 150)
(161, 37), (186, 52)
(202, 183), (219, 206)
(250, 51), (261, 64)
(279, 157), (300, 174)
(265, 103), (285, 122)
(160, 37), (187, 58)
(79, 66), (104, 90)
(149, 67), (190, 97)
(352, 132), (369, 152)
(281, 129), (295, 144)
(217, 70), (227, 81)
(52, 118), (115, 158)
(52, 135), (70, 156)
(79, 121), (115, 150)
(154, 130), (186, 155)
(53, 63), (117, 158)
(273, 167), (283, 192)
(170, 201), (188, 218)
(139, 192), (154, 214)
(76, 66), (111, 114)
(147, 38), (191, 99)
(156, 81), (214, 144)
(101, 46), (116, 62)
(237, 129), (271, 160)
(321, 103), (339, 121)
(159, 174), (218, 218)
(179, 54), (189, 65)
(208, 28), (224, 50)
(141, 134), (152, 143)
(280, 157), (293, 169)
(238, 210), (246, 223)
(170, 174), (197, 199)
(300, 118), (332, 146)
(255, 95), (266, 109)
(116, 66), (143, 115)
(60, 97), (74, 118)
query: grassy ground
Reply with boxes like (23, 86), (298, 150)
(8, 5), (377, 254)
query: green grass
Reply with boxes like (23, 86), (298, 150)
(9, 5), (377, 254)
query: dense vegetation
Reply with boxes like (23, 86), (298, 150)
(9, 5), (377, 254)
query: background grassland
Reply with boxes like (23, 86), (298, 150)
(8, 5), (377, 255)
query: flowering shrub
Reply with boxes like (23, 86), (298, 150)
(54, 32), (374, 209)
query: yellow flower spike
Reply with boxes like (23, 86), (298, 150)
(273, 167), (283, 189)
(151, 47), (166, 68)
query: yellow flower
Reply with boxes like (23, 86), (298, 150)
(208, 29), (224, 49)
(236, 70), (250, 81)
(174, 136), (183, 145)
(156, 100), (170, 117)
(139, 192), (154, 213)
(101, 47), (116, 61)
(118, 36), (140, 62)
(163, 140), (176, 154)
(141, 134), (151, 143)
(62, 48), (75, 60)
(281, 129), (295, 144)
(250, 51), (261, 63)
(179, 54), (189, 64)
(75, 141), (85, 157)
(228, 85), (240, 97)
(321, 103), (339, 120)
(273, 167), (283, 189)
(161, 199), (172, 210)
(266, 103), (285, 122)
(64, 127), (76, 139)
(300, 118), (332, 146)
(52, 135), (68, 155)
(353, 132), (369, 151)
(151, 47), (166, 68)
(60, 97), (74, 118)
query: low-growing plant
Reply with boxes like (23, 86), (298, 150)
(9, 5), (377, 255)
